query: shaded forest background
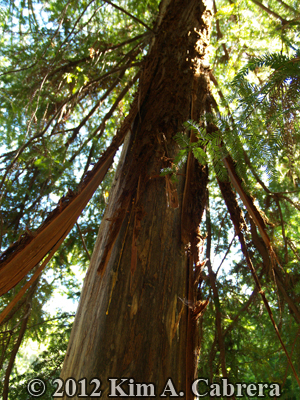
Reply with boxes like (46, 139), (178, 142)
(0, 0), (300, 398)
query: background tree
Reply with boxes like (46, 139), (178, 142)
(0, 0), (300, 398)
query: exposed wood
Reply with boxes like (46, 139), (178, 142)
(58, 1), (212, 398)
(0, 94), (139, 296)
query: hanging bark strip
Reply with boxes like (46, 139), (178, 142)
(0, 244), (58, 326)
(218, 177), (300, 388)
(0, 94), (141, 298)
(250, 219), (300, 324)
(222, 155), (284, 271)
(0, 154), (113, 298)
(204, 120), (279, 265)
(222, 157), (270, 244)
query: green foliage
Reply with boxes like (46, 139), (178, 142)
(231, 49), (300, 181)
(197, 0), (300, 394)
(172, 120), (229, 182)
(3, 312), (74, 400)
(0, 1), (159, 398)
(0, 0), (151, 249)
(1, 0), (300, 398)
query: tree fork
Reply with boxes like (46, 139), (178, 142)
(58, 1), (212, 398)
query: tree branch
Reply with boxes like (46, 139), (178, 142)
(2, 278), (39, 400)
(101, 0), (155, 33)
(206, 199), (232, 389)
(249, 0), (288, 24)
(274, 0), (300, 16)
(76, 222), (91, 260)
(213, 0), (230, 61)
(218, 176), (300, 387)
(274, 196), (288, 263)
(223, 287), (258, 338)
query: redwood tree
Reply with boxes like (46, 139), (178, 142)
(1, 0), (300, 397)
(59, 0), (212, 397)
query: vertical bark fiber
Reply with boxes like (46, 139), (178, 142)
(59, 1), (212, 398)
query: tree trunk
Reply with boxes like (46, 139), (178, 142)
(59, 1), (212, 398)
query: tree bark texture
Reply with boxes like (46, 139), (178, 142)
(59, 1), (212, 398)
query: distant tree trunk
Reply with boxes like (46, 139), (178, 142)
(59, 1), (212, 398)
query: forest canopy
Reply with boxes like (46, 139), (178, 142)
(0, 0), (300, 398)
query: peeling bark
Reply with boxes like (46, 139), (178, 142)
(218, 176), (300, 387)
(59, 1), (212, 398)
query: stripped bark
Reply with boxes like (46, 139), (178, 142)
(58, 1), (212, 398)
(218, 177), (300, 387)
(0, 92), (137, 299)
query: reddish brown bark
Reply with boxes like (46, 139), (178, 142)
(218, 177), (300, 387)
(59, 0), (212, 398)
